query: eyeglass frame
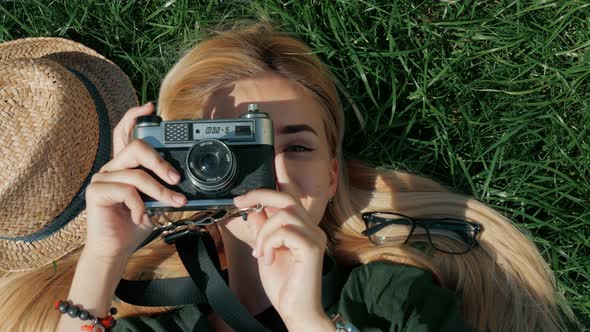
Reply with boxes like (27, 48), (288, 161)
(361, 211), (482, 255)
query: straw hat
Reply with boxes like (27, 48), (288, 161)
(0, 37), (138, 272)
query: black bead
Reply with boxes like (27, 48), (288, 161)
(109, 307), (118, 315)
(67, 306), (80, 318)
(79, 310), (90, 320)
(58, 302), (69, 314)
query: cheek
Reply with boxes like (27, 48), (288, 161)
(291, 171), (327, 199)
(278, 157), (332, 222)
(279, 157), (331, 194)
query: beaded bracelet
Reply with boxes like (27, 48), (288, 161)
(54, 300), (117, 331)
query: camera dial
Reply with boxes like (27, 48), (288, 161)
(240, 103), (269, 119)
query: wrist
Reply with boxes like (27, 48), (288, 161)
(82, 243), (133, 264)
(285, 311), (334, 332)
(66, 247), (129, 317)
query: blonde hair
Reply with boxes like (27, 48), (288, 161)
(0, 22), (579, 332)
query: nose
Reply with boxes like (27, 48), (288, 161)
(273, 153), (287, 192)
(273, 153), (300, 199)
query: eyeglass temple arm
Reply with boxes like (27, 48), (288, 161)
(362, 218), (410, 236)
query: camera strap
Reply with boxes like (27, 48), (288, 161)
(115, 214), (340, 331)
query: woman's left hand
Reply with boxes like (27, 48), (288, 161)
(233, 188), (334, 331)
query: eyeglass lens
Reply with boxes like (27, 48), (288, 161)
(426, 221), (476, 254)
(365, 213), (413, 245)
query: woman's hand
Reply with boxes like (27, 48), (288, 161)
(233, 187), (334, 331)
(83, 103), (187, 260)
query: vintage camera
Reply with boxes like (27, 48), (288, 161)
(132, 104), (276, 213)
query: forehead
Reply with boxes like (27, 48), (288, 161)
(203, 76), (325, 133)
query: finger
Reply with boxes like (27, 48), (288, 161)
(244, 207), (269, 244)
(233, 189), (307, 238)
(113, 102), (155, 156)
(260, 225), (324, 265)
(86, 182), (146, 225)
(100, 139), (181, 186)
(90, 169), (186, 208)
(233, 189), (305, 217)
(254, 210), (324, 258)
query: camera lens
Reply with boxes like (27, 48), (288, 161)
(198, 152), (219, 175)
(186, 139), (236, 193)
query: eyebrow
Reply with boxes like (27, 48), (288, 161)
(278, 124), (319, 137)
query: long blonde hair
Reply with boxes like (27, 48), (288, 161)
(0, 22), (579, 332)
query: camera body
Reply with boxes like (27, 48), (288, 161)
(132, 104), (276, 213)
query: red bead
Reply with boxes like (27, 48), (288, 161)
(54, 300), (62, 310)
(100, 317), (114, 328)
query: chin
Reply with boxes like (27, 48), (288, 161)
(306, 202), (329, 225)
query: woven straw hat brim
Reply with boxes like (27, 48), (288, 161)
(0, 38), (138, 272)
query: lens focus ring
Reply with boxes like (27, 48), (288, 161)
(186, 139), (236, 193)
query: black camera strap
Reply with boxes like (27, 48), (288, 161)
(115, 226), (339, 331)
(115, 228), (208, 306)
(116, 228), (268, 330)
(179, 231), (272, 331)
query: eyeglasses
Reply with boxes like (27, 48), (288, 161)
(361, 211), (482, 255)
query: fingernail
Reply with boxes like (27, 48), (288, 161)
(173, 194), (186, 205)
(169, 170), (180, 183)
(233, 195), (245, 205)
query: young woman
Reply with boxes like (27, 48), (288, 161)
(5, 23), (577, 332)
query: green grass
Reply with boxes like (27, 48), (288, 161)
(1, 0), (588, 327)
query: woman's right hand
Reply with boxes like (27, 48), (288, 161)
(83, 103), (187, 260)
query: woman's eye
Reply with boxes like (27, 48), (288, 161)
(285, 145), (312, 152)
